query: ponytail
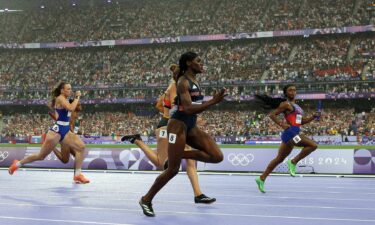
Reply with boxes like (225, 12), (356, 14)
(255, 94), (286, 110)
(49, 81), (67, 109)
(255, 84), (296, 110)
(169, 64), (179, 82)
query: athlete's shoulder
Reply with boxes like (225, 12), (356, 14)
(55, 95), (64, 100)
(53, 95), (64, 108)
(280, 100), (293, 112)
(176, 76), (189, 88)
(178, 75), (188, 82)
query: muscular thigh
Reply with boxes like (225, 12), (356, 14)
(277, 142), (294, 159)
(295, 134), (317, 148)
(166, 119), (187, 168)
(62, 132), (85, 152)
(186, 127), (220, 154)
(40, 131), (61, 156)
(60, 142), (73, 156)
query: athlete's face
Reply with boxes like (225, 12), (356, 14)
(61, 84), (72, 97)
(285, 86), (297, 100)
(188, 57), (204, 74)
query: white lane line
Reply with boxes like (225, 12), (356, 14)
(327, 186), (375, 190)
(159, 211), (375, 223)
(1, 168), (375, 178)
(1, 191), (375, 202)
(0, 216), (133, 225)
(1, 180), (375, 191)
(1, 179), (375, 191)
(1, 186), (375, 196)
(0, 207), (374, 223)
(159, 200), (375, 211)
(1, 201), (375, 212)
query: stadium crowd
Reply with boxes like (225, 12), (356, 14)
(0, 0), (374, 143)
(0, 0), (373, 43)
(1, 108), (374, 138)
(0, 35), (374, 99)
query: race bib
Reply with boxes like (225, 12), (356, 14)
(159, 129), (167, 139)
(296, 114), (302, 124)
(293, 135), (301, 144)
(52, 124), (59, 132)
(168, 133), (177, 144)
(67, 111), (72, 117)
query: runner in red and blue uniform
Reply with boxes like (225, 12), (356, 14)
(255, 84), (321, 193)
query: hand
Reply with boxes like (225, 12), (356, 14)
(75, 91), (81, 98)
(211, 88), (226, 104)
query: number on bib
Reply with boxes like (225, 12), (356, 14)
(168, 133), (177, 144)
(159, 130), (167, 139)
(296, 114), (302, 124)
(293, 135), (301, 144)
(52, 124), (59, 132)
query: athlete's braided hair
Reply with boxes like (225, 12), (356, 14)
(177, 52), (198, 81)
(255, 84), (296, 110)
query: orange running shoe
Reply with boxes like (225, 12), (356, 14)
(8, 160), (19, 175)
(73, 174), (90, 184)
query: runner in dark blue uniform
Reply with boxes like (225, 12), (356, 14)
(139, 52), (226, 217)
(49, 99), (82, 163)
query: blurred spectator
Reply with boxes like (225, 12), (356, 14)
(2, 108), (374, 137)
(0, 0), (372, 43)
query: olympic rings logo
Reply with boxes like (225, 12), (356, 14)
(227, 153), (254, 166)
(0, 151), (9, 162)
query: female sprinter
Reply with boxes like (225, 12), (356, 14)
(49, 99), (83, 163)
(139, 52), (226, 217)
(122, 64), (215, 204)
(9, 82), (89, 184)
(255, 84), (320, 193)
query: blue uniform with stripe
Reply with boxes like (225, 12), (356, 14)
(50, 108), (71, 142)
